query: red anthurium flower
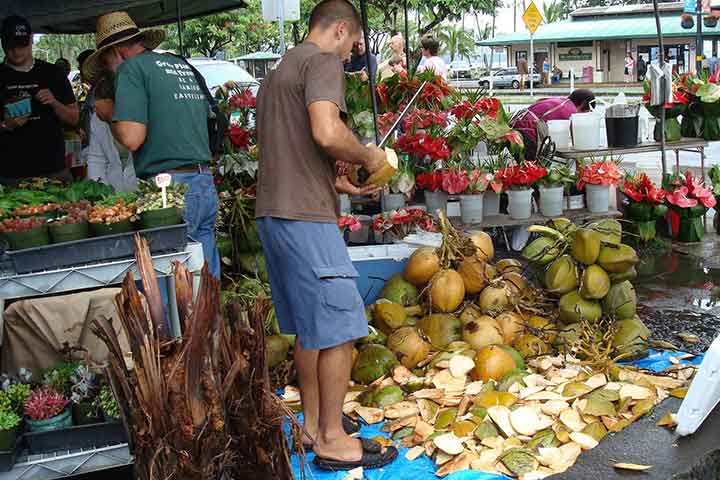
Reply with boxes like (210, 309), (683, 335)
(229, 89), (256, 109)
(416, 171), (443, 192)
(477, 98), (501, 119)
(228, 126), (253, 150)
(667, 186), (698, 208)
(338, 215), (362, 232)
(441, 170), (470, 195)
(622, 173), (667, 204)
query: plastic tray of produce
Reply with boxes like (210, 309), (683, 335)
(23, 421), (128, 454)
(7, 223), (188, 274)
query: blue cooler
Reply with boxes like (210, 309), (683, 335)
(349, 244), (417, 304)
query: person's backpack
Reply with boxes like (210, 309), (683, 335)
(168, 54), (229, 157)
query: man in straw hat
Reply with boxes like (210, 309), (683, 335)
(84, 11), (220, 278)
(255, 0), (397, 472)
(0, 15), (79, 183)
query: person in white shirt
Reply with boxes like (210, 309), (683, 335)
(83, 67), (137, 192)
(416, 35), (447, 79)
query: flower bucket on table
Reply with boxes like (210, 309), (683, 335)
(424, 191), (448, 219)
(507, 189), (533, 220)
(459, 194), (484, 224)
(586, 184), (610, 213)
(484, 191), (500, 216)
(539, 186), (564, 217)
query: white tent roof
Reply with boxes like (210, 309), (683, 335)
(2, 0), (246, 34)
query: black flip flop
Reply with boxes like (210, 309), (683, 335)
(313, 438), (399, 471)
(300, 414), (361, 452)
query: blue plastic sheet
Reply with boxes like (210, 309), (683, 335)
(290, 351), (703, 479)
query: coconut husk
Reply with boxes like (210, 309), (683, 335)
(92, 234), (299, 480)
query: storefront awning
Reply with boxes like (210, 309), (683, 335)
(479, 14), (720, 46)
(1, 0), (246, 34)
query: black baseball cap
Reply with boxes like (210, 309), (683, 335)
(1, 15), (32, 50)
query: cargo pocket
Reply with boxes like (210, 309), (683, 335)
(313, 264), (362, 312)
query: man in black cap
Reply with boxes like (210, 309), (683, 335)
(0, 15), (79, 183)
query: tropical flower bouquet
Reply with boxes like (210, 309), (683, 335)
(676, 72), (720, 140)
(496, 161), (548, 219)
(621, 173), (668, 243)
(577, 158), (622, 213)
(663, 171), (716, 242)
(643, 78), (689, 142)
(338, 214), (362, 234)
(372, 208), (435, 243)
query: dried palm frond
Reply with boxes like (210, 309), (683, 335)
(92, 234), (298, 480)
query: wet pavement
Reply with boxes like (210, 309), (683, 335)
(551, 234), (720, 479)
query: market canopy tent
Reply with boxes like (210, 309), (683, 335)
(1, 0), (246, 34)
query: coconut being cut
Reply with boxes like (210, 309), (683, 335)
(348, 146), (399, 187)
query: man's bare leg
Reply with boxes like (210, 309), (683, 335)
(295, 338), (320, 445)
(313, 341), (363, 461)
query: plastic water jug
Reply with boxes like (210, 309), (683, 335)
(676, 334), (720, 436)
(571, 112), (602, 149)
(547, 120), (571, 149)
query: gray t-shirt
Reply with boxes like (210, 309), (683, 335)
(255, 42), (347, 223)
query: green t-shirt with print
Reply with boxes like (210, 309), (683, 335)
(113, 51), (210, 178)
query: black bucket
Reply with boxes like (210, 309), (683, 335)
(606, 104), (640, 148)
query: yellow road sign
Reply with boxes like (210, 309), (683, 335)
(523, 1), (543, 34)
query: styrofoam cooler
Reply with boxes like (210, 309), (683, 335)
(349, 244), (417, 304)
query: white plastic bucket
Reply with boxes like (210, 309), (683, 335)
(383, 193), (406, 212)
(424, 191), (448, 219)
(507, 189), (533, 220)
(539, 186), (564, 217)
(339, 194), (351, 214)
(571, 112), (602, 150)
(565, 194), (585, 210)
(484, 191), (501, 216)
(547, 120), (571, 149)
(460, 194), (484, 224)
(586, 184), (610, 213)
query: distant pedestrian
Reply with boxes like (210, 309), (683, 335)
(624, 52), (635, 83)
(379, 55), (406, 81)
(637, 56), (647, 81)
(517, 55), (528, 91)
(416, 35), (448, 79)
(344, 36), (376, 81)
(377, 33), (405, 79)
(542, 57), (550, 86)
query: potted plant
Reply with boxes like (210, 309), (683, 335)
(70, 365), (102, 425)
(577, 157), (622, 213)
(88, 200), (136, 237)
(135, 180), (187, 230)
(23, 388), (71, 432)
(372, 208), (435, 243)
(0, 216), (49, 250)
(496, 161), (548, 220)
(42, 361), (80, 397)
(99, 386), (120, 422)
(337, 214), (363, 244)
(664, 171), (716, 243)
(538, 165), (574, 217)
(459, 169), (491, 224)
(4, 383), (31, 415)
(479, 151), (512, 216)
(0, 409), (20, 451)
(50, 202), (90, 243)
(621, 173), (668, 243)
(385, 155), (415, 212)
(416, 170), (447, 218)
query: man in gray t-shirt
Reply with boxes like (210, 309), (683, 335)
(256, 0), (397, 472)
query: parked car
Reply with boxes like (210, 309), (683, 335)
(448, 60), (473, 80)
(188, 58), (260, 96)
(478, 67), (541, 89)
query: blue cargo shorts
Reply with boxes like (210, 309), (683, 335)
(256, 217), (368, 350)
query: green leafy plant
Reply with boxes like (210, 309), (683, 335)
(0, 410), (21, 431)
(5, 384), (31, 415)
(99, 386), (120, 420)
(539, 165), (576, 193)
(42, 362), (81, 397)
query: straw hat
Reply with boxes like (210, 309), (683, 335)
(82, 11), (166, 82)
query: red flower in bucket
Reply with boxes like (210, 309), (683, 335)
(228, 126), (253, 150)
(496, 161), (547, 191)
(338, 214), (362, 233)
(622, 173), (667, 204)
(441, 170), (470, 195)
(666, 171), (717, 209)
(416, 171), (443, 192)
(229, 89), (256, 109)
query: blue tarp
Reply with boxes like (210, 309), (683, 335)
(289, 350), (703, 479)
